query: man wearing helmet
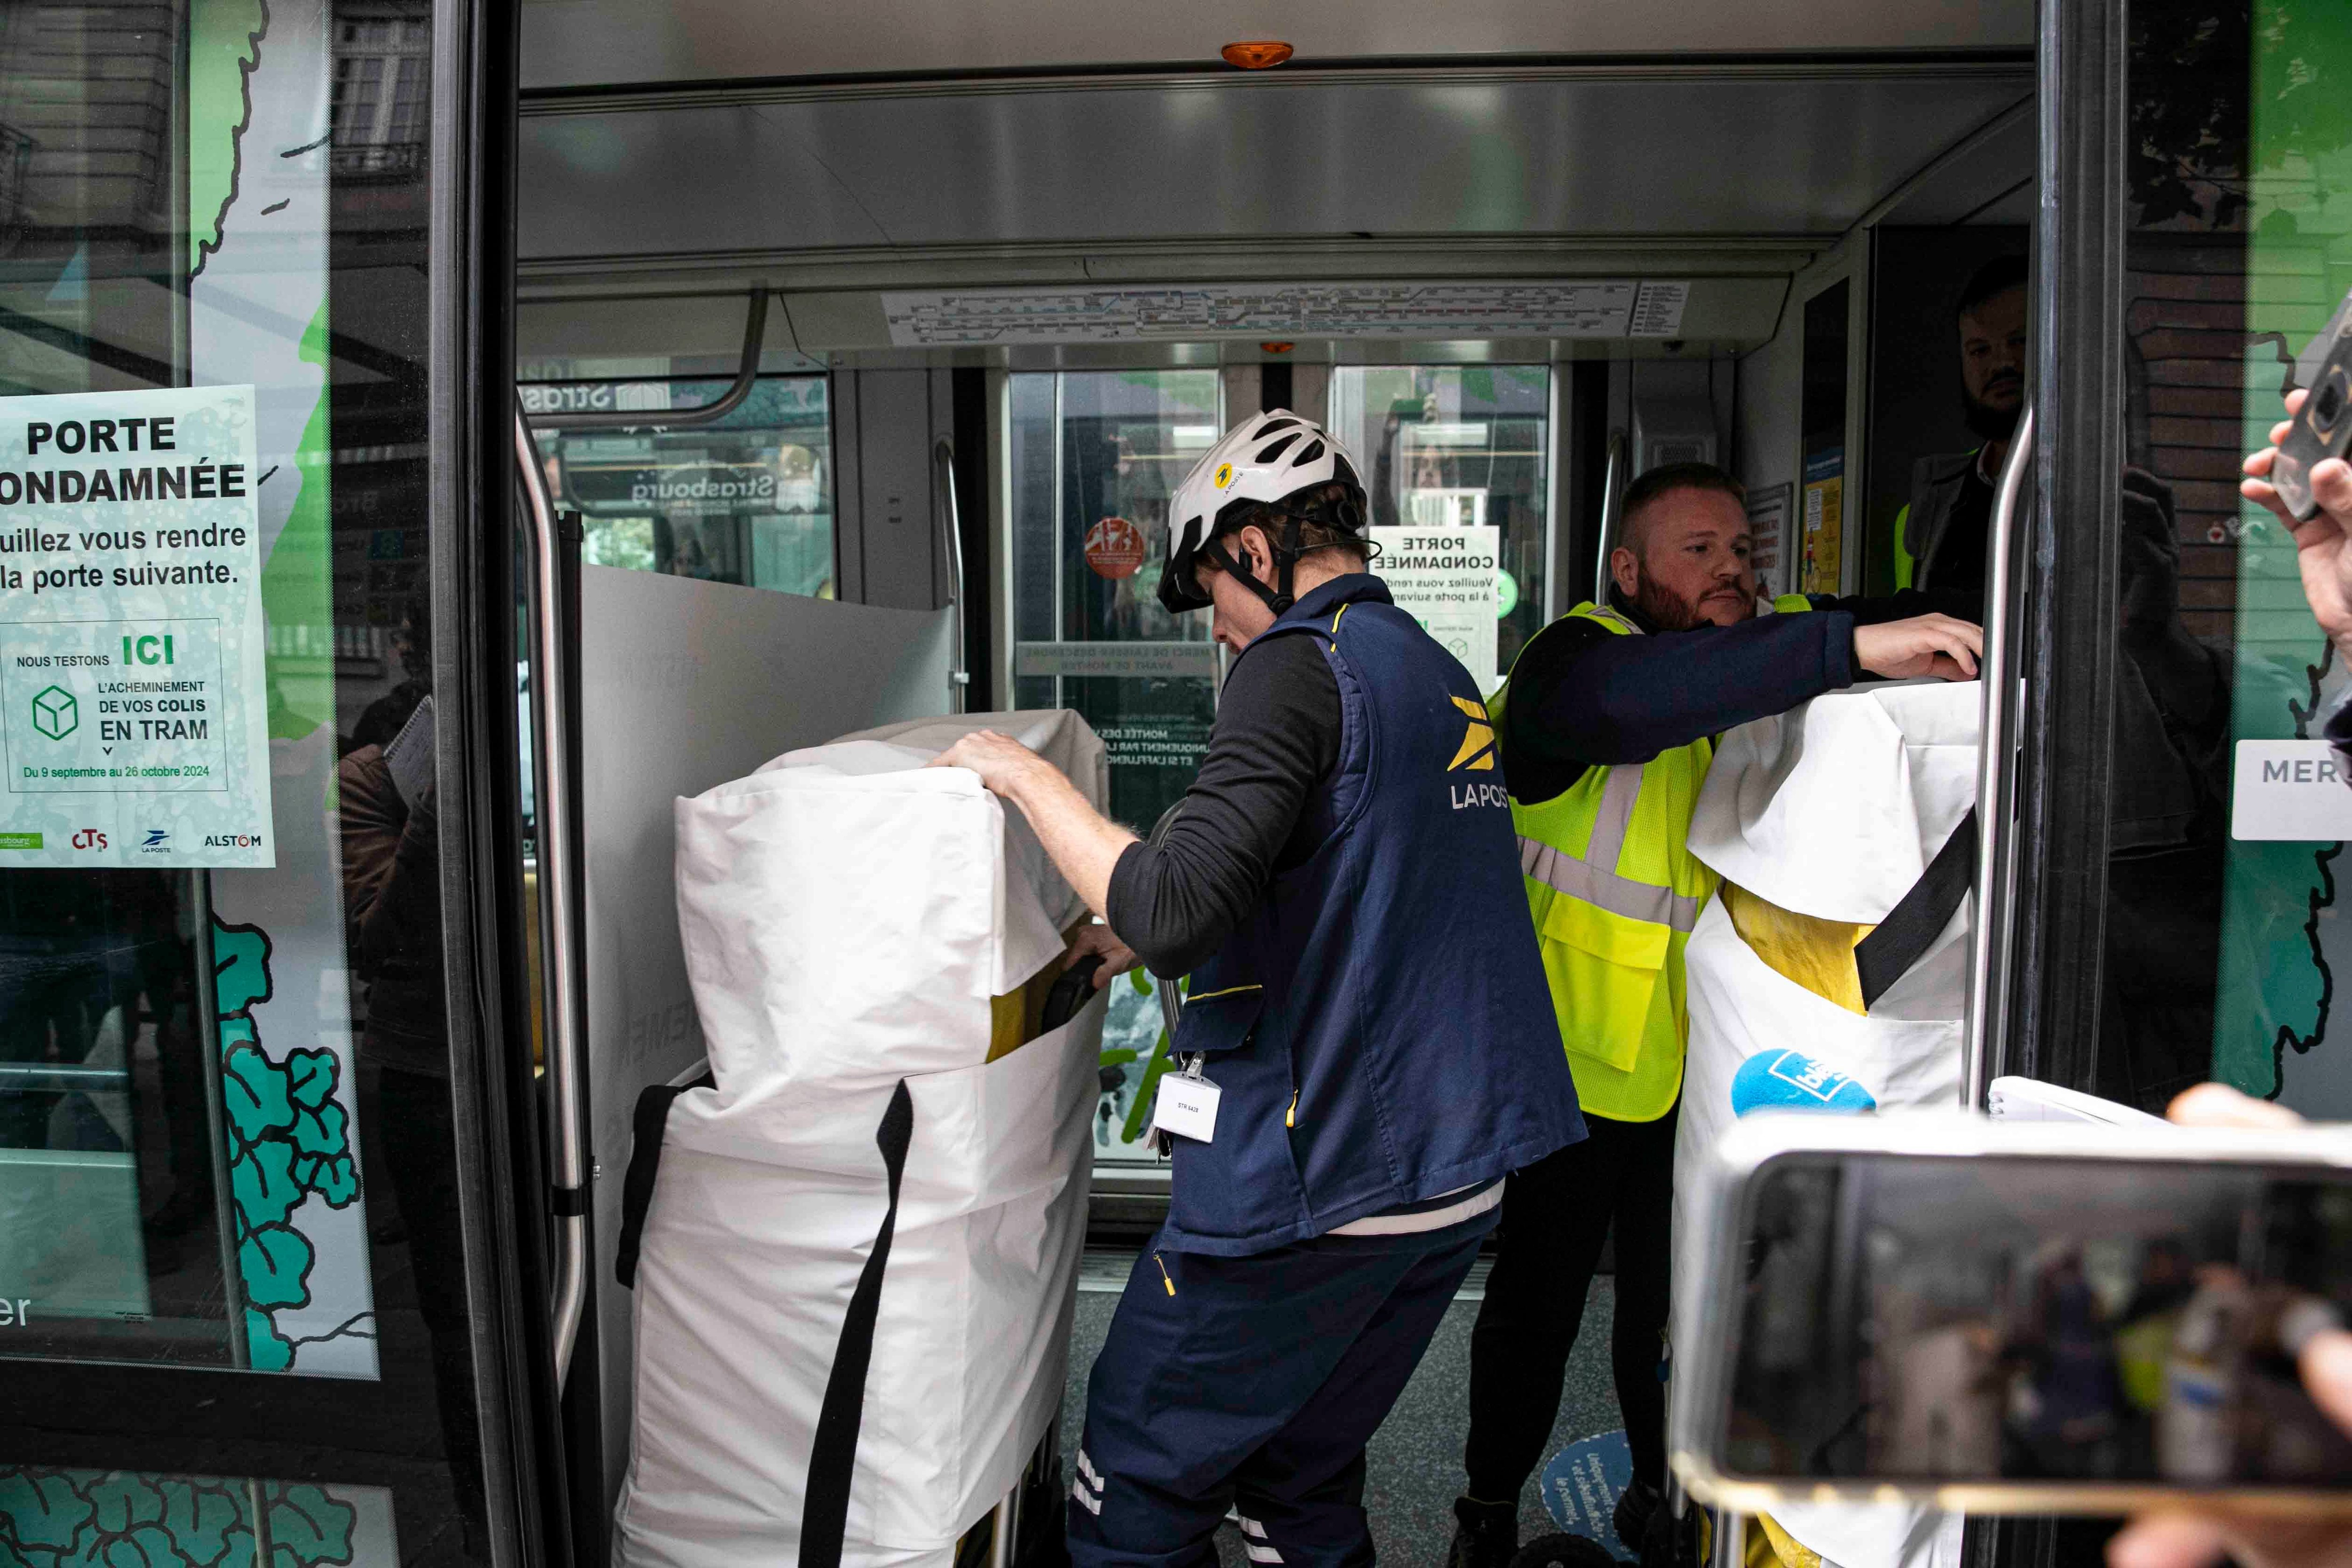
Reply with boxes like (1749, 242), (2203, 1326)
(934, 410), (1585, 1568)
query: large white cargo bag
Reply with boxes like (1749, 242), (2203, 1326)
(614, 711), (1110, 1568)
(1670, 681), (1979, 1568)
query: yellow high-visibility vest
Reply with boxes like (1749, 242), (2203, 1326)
(1490, 596), (1813, 1121)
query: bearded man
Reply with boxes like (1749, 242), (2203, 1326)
(1899, 254), (2028, 595)
(1444, 460), (1981, 1568)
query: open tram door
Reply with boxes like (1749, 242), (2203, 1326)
(0, 2), (569, 1567)
(2, 1), (2351, 1567)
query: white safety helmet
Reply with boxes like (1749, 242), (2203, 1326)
(1157, 408), (1369, 616)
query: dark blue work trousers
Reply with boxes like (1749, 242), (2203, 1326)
(1068, 1210), (1493, 1568)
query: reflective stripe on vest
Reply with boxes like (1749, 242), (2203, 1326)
(1515, 764), (1705, 932)
(1496, 595), (1811, 1122)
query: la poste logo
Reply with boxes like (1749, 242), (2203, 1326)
(1084, 516), (1147, 580)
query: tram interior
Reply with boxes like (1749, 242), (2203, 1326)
(477, 1), (2058, 1553)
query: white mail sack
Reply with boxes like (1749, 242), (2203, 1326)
(615, 711), (1109, 1568)
(1670, 680), (1979, 1568)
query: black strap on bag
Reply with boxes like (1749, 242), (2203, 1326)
(1853, 808), (1979, 1011)
(1041, 954), (1105, 1035)
(800, 1079), (915, 1568)
(614, 1072), (713, 1289)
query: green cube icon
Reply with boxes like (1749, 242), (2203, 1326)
(32, 684), (76, 741)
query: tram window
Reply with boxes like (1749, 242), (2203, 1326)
(1008, 368), (1221, 825)
(2052, 0), (2352, 1117)
(524, 374), (836, 597)
(1327, 366), (1551, 672)
(1008, 368), (1220, 1167)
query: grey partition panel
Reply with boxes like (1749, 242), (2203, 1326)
(576, 564), (954, 1501)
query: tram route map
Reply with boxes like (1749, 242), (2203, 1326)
(882, 280), (1692, 347)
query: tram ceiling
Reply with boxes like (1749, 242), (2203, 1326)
(518, 0), (2031, 91)
(515, 66), (2035, 281)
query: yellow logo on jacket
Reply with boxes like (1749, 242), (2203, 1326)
(1446, 694), (1508, 810)
(1447, 695), (1495, 771)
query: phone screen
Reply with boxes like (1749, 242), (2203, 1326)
(1726, 1154), (2352, 1486)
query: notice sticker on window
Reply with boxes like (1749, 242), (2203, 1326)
(0, 385), (274, 867)
(2231, 740), (2352, 841)
(1369, 525), (1502, 692)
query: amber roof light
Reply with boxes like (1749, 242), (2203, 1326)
(1222, 40), (1294, 69)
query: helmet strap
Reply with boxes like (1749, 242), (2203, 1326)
(1206, 515), (1306, 617)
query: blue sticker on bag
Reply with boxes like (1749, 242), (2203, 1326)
(1730, 1049), (1878, 1116)
(1539, 1428), (1635, 1560)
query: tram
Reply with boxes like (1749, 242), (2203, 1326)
(0, 1), (2340, 1565)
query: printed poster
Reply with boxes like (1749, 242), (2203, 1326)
(1370, 525), (1502, 690)
(1802, 446), (1844, 596)
(0, 385), (273, 867)
(1746, 481), (1794, 599)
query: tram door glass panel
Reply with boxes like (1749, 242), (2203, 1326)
(0, 0), (489, 1558)
(527, 374), (836, 597)
(1010, 369), (1218, 1165)
(1327, 365), (1551, 673)
(2087, 0), (2352, 1116)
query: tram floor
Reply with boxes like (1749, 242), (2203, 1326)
(1060, 1250), (1625, 1567)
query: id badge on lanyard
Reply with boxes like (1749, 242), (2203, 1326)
(1149, 1054), (1220, 1150)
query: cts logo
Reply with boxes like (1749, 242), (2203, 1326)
(139, 828), (170, 852)
(1446, 695), (1496, 772)
(71, 828), (107, 850)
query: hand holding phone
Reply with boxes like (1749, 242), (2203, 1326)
(2245, 387), (2352, 659)
(2245, 292), (2352, 659)
(2108, 1087), (2352, 1568)
(1674, 1111), (2352, 1523)
(2262, 288), (2352, 524)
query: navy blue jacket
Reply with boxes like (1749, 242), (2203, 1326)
(1159, 576), (1587, 1256)
(1500, 589), (1979, 805)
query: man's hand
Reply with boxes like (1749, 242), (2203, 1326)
(1852, 614), (1983, 681)
(930, 729), (1057, 799)
(2244, 389), (2352, 660)
(1065, 922), (1138, 989)
(928, 730), (1137, 919)
(2107, 1083), (2352, 1568)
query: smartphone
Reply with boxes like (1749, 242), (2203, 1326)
(1673, 1113), (2352, 1516)
(2273, 287), (2352, 520)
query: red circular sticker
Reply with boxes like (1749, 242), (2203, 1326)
(1084, 516), (1147, 579)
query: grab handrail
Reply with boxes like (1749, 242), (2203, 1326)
(1592, 428), (1629, 602)
(514, 405), (591, 1392)
(523, 288), (769, 432)
(933, 438), (970, 713)
(1961, 403), (2034, 1111)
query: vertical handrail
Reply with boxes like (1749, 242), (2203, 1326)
(1592, 429), (1629, 602)
(514, 405), (591, 1391)
(1961, 404), (2035, 1111)
(1712, 1512), (1745, 1568)
(934, 438), (970, 713)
